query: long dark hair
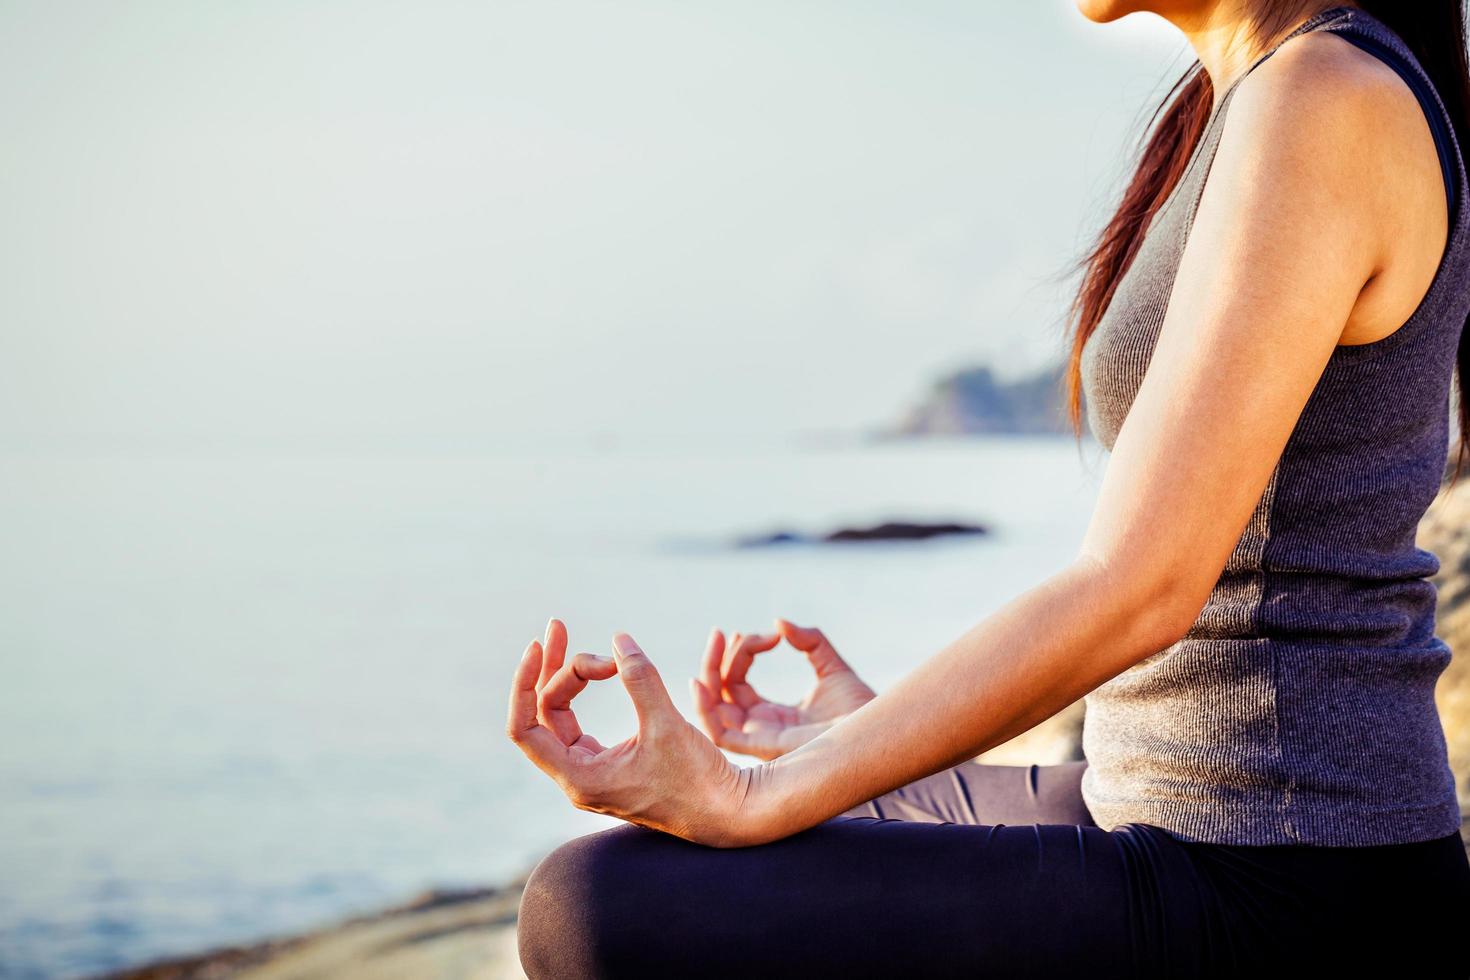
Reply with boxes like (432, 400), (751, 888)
(1062, 1), (1470, 483)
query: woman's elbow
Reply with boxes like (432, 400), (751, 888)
(1071, 552), (1210, 656)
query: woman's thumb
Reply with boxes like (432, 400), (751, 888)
(611, 632), (675, 728)
(775, 618), (846, 675)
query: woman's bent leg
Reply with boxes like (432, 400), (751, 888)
(516, 753), (1470, 977)
(517, 815), (1204, 980)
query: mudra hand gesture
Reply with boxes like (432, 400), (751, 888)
(505, 618), (753, 847)
(690, 619), (877, 760)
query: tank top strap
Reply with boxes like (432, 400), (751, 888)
(1319, 10), (1463, 220)
(1208, 5), (1464, 223)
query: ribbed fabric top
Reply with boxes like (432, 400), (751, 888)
(1078, 5), (1469, 846)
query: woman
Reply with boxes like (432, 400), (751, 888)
(508, 2), (1470, 976)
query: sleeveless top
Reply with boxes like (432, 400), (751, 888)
(1078, 4), (1469, 846)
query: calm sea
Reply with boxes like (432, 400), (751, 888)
(0, 436), (1104, 978)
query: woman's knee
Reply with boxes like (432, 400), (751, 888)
(516, 824), (657, 980)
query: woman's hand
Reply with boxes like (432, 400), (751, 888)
(690, 619), (877, 761)
(506, 618), (757, 847)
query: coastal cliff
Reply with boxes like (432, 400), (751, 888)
(106, 474), (1470, 980)
(883, 362), (1073, 437)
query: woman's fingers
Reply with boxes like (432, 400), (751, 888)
(568, 733), (608, 757)
(537, 617), (569, 690)
(610, 632), (679, 731)
(506, 639), (571, 777)
(701, 716), (763, 757)
(699, 628), (727, 706)
(541, 652), (618, 708)
(689, 676), (744, 748)
(689, 676), (722, 739)
(538, 652), (617, 745)
(691, 675), (759, 755)
(530, 618), (619, 752)
(695, 628), (744, 734)
(774, 618), (848, 677)
(721, 631), (781, 709)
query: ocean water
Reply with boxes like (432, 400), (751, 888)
(0, 436), (1104, 978)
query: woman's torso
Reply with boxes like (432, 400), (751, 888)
(1078, 4), (1470, 846)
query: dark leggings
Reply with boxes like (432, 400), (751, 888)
(517, 760), (1470, 979)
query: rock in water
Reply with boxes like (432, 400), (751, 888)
(822, 521), (988, 542)
(737, 520), (988, 547)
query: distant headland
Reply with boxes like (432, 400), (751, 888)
(880, 360), (1073, 438)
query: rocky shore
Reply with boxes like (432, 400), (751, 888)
(104, 473), (1470, 980)
(103, 880), (531, 980)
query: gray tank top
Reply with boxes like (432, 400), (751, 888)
(1078, 5), (1469, 845)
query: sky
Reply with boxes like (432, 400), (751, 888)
(0, 0), (1195, 451)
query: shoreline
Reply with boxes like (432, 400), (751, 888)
(99, 875), (532, 980)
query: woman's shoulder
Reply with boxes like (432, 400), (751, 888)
(1213, 26), (1450, 318)
(1231, 26), (1439, 156)
(1207, 28), (1433, 223)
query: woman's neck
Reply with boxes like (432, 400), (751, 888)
(1169, 1), (1356, 112)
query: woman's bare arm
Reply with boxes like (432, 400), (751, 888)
(737, 36), (1423, 844)
(505, 35), (1436, 848)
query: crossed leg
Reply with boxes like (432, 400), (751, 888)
(515, 759), (1219, 979)
(837, 757), (1094, 826)
(515, 758), (1470, 979)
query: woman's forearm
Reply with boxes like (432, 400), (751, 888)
(735, 556), (1187, 845)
